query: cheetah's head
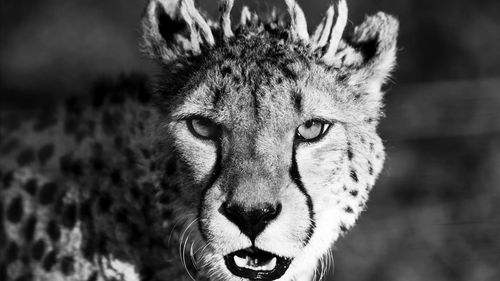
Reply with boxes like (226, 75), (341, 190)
(142, 0), (398, 280)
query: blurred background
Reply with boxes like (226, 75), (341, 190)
(1, 0), (499, 280)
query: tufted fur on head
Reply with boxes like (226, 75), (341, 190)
(142, 0), (398, 114)
(141, 0), (399, 280)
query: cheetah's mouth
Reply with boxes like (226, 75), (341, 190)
(224, 247), (292, 281)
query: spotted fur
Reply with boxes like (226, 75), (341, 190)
(0, 1), (398, 280)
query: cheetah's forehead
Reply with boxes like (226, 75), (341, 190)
(164, 38), (354, 130)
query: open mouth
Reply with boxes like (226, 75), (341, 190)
(224, 247), (292, 281)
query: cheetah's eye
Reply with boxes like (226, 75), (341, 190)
(296, 120), (330, 142)
(187, 118), (220, 140)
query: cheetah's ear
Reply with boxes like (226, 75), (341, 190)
(340, 13), (399, 92)
(141, 0), (215, 64)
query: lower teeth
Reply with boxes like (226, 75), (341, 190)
(234, 256), (277, 271)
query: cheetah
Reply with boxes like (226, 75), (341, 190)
(0, 0), (399, 280)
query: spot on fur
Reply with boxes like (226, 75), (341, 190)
(79, 200), (92, 221)
(23, 216), (37, 242)
(47, 220), (61, 242)
(24, 179), (38, 196)
(7, 196), (24, 223)
(350, 169), (358, 182)
(292, 89), (303, 113)
(339, 223), (348, 233)
(157, 192), (172, 205)
(61, 203), (77, 229)
(38, 143), (55, 165)
(165, 160), (177, 176)
(161, 209), (173, 220)
(6, 241), (19, 263)
(110, 169), (122, 185)
(347, 147), (353, 160)
(60, 256), (75, 275)
(42, 250), (58, 271)
(38, 182), (59, 205)
(2, 171), (14, 188)
(16, 148), (35, 166)
(97, 233), (108, 255)
(32, 239), (46, 261)
(87, 271), (98, 281)
(114, 208), (129, 223)
(98, 193), (113, 214)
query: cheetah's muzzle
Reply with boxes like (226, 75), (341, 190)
(224, 247), (292, 281)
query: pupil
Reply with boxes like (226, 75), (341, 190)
(198, 119), (209, 127)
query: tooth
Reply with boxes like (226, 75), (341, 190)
(257, 257), (277, 271)
(234, 256), (247, 268)
(234, 254), (278, 271)
(266, 257), (277, 270)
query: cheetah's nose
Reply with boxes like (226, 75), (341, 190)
(221, 202), (282, 242)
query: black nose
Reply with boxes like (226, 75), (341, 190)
(222, 202), (282, 241)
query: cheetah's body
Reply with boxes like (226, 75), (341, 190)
(0, 78), (190, 281)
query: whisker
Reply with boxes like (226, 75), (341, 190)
(189, 239), (198, 270)
(168, 212), (197, 246)
(195, 243), (210, 256)
(183, 230), (196, 281)
(178, 217), (200, 281)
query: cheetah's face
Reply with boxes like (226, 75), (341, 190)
(142, 0), (398, 280)
(163, 63), (355, 280)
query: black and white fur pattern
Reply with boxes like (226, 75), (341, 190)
(0, 0), (398, 280)
(143, 0), (398, 280)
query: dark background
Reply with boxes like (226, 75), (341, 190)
(1, 0), (499, 280)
